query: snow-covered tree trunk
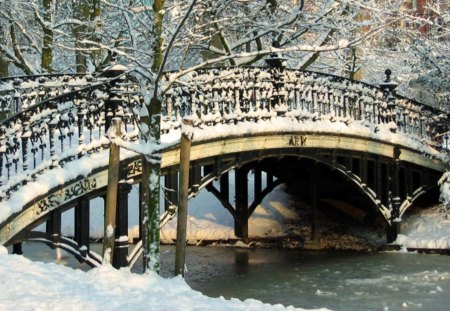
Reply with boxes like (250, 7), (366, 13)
(140, 97), (162, 273)
(41, 0), (54, 73)
(0, 31), (8, 77)
(140, 0), (165, 273)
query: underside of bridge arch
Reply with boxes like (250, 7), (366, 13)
(174, 152), (392, 243)
(257, 156), (386, 225)
(399, 185), (441, 219)
(173, 146), (444, 244)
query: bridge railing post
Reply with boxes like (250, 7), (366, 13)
(76, 99), (87, 158)
(379, 69), (398, 133)
(265, 41), (288, 117)
(100, 64), (127, 133)
(20, 114), (31, 181)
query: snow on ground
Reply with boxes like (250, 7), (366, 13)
(0, 248), (329, 311)
(1, 177), (449, 311)
(395, 205), (450, 249)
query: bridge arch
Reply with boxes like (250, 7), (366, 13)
(0, 130), (446, 242)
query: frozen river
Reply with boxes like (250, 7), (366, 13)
(161, 246), (450, 311)
(19, 243), (450, 311)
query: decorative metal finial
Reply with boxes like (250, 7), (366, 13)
(384, 69), (392, 83)
(380, 68), (397, 93)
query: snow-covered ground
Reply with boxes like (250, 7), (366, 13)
(1, 170), (449, 310)
(395, 205), (450, 249)
(392, 172), (450, 249)
(0, 246), (329, 311)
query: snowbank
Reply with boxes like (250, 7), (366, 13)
(439, 171), (450, 206)
(0, 252), (329, 311)
(395, 205), (450, 249)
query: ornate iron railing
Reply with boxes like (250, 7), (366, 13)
(0, 74), (105, 118)
(160, 67), (449, 142)
(0, 74), (141, 200)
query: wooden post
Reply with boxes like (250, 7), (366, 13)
(102, 117), (122, 264)
(175, 119), (192, 276)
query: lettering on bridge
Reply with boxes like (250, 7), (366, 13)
(288, 135), (307, 147)
(127, 159), (143, 179)
(35, 178), (98, 215)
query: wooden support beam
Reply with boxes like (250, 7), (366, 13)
(175, 120), (192, 277)
(103, 117), (122, 265)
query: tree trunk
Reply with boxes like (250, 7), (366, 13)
(0, 56), (8, 77)
(141, 97), (162, 273)
(41, 0), (53, 73)
(151, 0), (164, 73)
(141, 0), (165, 273)
(89, 0), (102, 69)
(0, 55), (8, 120)
(73, 0), (91, 73)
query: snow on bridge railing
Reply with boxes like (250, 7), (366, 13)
(0, 66), (448, 204)
(160, 67), (449, 143)
(0, 76), (141, 202)
(0, 73), (108, 119)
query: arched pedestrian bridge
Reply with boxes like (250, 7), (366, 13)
(0, 66), (448, 267)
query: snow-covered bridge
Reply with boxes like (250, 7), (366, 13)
(0, 65), (448, 267)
